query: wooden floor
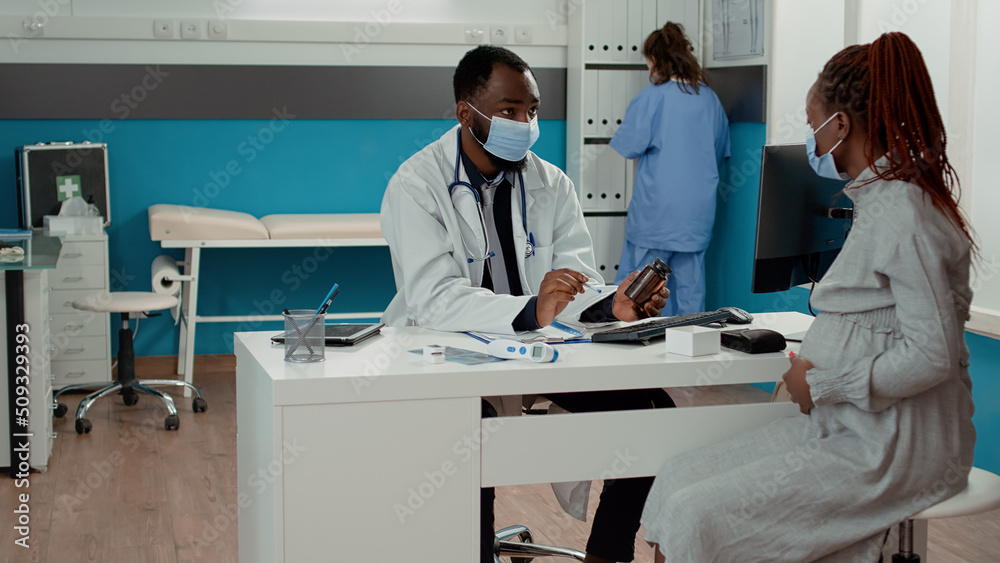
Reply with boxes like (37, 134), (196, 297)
(2, 355), (998, 562)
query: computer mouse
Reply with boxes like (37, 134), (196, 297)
(718, 307), (754, 324)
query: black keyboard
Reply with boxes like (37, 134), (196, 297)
(591, 310), (733, 343)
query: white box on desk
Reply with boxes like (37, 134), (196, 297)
(664, 325), (720, 357)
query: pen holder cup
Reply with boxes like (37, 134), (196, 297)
(283, 309), (326, 363)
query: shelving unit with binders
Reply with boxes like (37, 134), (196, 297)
(566, 0), (701, 280)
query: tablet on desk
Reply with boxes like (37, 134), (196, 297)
(271, 323), (384, 347)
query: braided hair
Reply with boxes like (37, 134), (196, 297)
(816, 32), (974, 246)
(643, 22), (706, 94)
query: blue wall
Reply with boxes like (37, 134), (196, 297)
(1, 117), (996, 473)
(0, 118), (565, 355)
(967, 333), (1000, 472)
(704, 123), (811, 315)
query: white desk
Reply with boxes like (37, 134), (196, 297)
(234, 313), (832, 561)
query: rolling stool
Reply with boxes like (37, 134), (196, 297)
(53, 291), (207, 434)
(893, 466), (1000, 562)
(495, 525), (585, 562)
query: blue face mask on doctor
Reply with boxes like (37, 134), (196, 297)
(806, 112), (850, 181)
(468, 103), (540, 162)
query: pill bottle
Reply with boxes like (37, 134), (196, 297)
(624, 258), (672, 309)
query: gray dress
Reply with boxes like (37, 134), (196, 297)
(641, 158), (976, 562)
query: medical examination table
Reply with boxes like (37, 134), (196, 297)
(148, 204), (387, 391)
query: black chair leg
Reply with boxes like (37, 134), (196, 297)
(893, 520), (920, 562)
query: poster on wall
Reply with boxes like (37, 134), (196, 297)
(713, 0), (765, 60)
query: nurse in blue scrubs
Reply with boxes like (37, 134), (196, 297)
(610, 22), (730, 316)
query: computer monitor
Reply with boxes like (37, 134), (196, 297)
(751, 143), (853, 293)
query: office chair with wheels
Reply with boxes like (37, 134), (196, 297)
(53, 292), (207, 434)
(491, 397), (586, 562)
(495, 525), (585, 562)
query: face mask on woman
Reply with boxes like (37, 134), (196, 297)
(806, 112), (850, 181)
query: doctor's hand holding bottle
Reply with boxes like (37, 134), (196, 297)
(534, 268), (669, 327)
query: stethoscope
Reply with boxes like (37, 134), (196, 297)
(447, 133), (535, 263)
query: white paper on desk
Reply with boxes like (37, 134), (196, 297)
(468, 320), (589, 344)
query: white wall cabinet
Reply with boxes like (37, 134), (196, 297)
(0, 233), (110, 472)
(0, 270), (54, 472)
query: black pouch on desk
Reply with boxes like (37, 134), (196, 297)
(720, 328), (787, 354)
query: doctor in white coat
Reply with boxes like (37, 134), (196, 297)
(381, 46), (673, 563)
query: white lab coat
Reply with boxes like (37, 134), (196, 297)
(381, 124), (609, 333)
(381, 125), (607, 521)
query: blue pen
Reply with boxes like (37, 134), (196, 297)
(286, 283), (339, 356)
(316, 283), (340, 315)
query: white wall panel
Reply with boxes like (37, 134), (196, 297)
(857, 0), (951, 128)
(68, 0), (567, 23)
(970, 0), (1000, 316)
(766, 0), (845, 145)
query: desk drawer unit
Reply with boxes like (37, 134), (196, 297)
(58, 240), (105, 268)
(49, 311), (106, 338)
(49, 288), (109, 314)
(48, 265), (106, 290)
(51, 359), (111, 387)
(47, 234), (112, 394)
(49, 335), (107, 362)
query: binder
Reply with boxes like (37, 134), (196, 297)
(597, 70), (615, 136)
(627, 0), (646, 64)
(612, 73), (630, 131)
(585, 216), (610, 275)
(611, 1), (629, 62)
(580, 145), (600, 210)
(585, 215), (628, 280)
(598, 0), (615, 61)
(608, 215), (627, 277)
(584, 0), (602, 62)
(584, 69), (599, 137)
(596, 145), (627, 211)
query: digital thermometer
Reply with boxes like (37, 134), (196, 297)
(487, 339), (558, 363)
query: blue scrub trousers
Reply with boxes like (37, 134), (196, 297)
(614, 241), (706, 316)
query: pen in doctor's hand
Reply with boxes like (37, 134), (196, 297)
(316, 283), (340, 315)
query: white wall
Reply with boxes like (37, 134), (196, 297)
(970, 0), (1000, 318)
(2, 0), (568, 22)
(857, 0), (951, 128)
(766, 0), (846, 145)
(0, 0), (570, 66)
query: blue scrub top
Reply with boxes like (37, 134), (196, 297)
(610, 80), (730, 252)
